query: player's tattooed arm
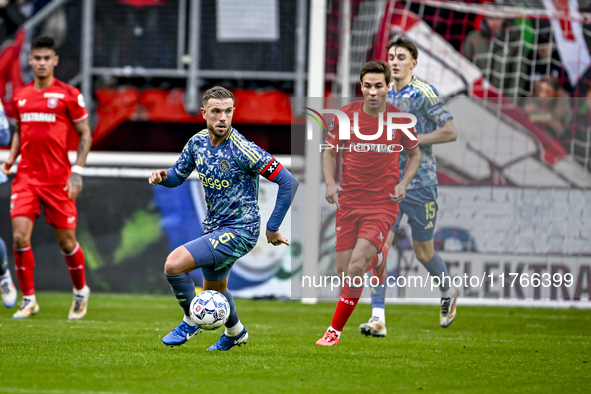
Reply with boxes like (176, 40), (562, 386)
(66, 119), (92, 199)
(1, 122), (20, 176)
(73, 119), (92, 166)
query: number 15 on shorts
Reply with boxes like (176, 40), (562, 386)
(425, 201), (436, 220)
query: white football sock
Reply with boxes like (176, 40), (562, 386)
(23, 294), (36, 303)
(372, 307), (386, 323)
(328, 326), (342, 338)
(73, 285), (88, 296)
(442, 286), (455, 298)
(225, 321), (244, 337)
(376, 251), (384, 267)
(183, 315), (196, 326)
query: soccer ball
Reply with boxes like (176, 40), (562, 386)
(189, 290), (230, 330)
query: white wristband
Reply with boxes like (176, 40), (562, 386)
(71, 165), (84, 175)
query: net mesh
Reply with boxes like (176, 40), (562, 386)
(313, 0), (591, 270)
(325, 0), (591, 170)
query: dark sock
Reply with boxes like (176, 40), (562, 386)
(222, 288), (239, 328)
(165, 272), (196, 317)
(423, 252), (451, 292)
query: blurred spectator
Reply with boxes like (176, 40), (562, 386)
(0, 1), (55, 46)
(525, 31), (572, 94)
(39, 4), (67, 48)
(13, 0), (50, 17)
(0, 0), (25, 44)
(15, 0), (33, 19)
(461, 13), (526, 99)
(95, 0), (175, 69)
(522, 76), (573, 145)
(571, 87), (591, 170)
(122, 1), (173, 68)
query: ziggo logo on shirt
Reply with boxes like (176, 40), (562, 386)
(199, 173), (230, 190)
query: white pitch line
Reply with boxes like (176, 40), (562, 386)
(0, 388), (130, 394)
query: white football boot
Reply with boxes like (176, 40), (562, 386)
(440, 286), (458, 328)
(13, 296), (40, 318)
(68, 285), (90, 320)
(359, 316), (387, 337)
(0, 271), (17, 308)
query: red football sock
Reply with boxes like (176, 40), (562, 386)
(366, 244), (389, 285)
(366, 253), (379, 272)
(14, 245), (35, 296)
(381, 244), (389, 265)
(64, 243), (86, 290)
(330, 280), (364, 332)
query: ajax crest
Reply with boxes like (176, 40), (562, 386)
(219, 159), (231, 173)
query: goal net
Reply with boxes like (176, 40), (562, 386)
(298, 0), (591, 303)
(328, 0), (591, 167)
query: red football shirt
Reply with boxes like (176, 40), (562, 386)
(325, 100), (419, 211)
(13, 78), (88, 186)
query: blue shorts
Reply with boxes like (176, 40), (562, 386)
(184, 229), (257, 281)
(391, 186), (438, 243)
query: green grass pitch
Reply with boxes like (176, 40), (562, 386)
(0, 292), (589, 393)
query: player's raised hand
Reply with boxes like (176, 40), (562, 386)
(65, 173), (83, 200)
(149, 169), (168, 185)
(0, 158), (14, 176)
(390, 183), (407, 204)
(325, 184), (343, 209)
(266, 229), (289, 246)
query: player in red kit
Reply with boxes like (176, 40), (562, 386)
(0, 36), (92, 319)
(316, 61), (421, 346)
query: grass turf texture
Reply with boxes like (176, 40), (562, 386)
(0, 292), (589, 394)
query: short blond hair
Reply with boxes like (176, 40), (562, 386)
(202, 86), (235, 107)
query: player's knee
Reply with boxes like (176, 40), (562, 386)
(163, 258), (182, 275)
(12, 232), (31, 249)
(347, 264), (364, 279)
(58, 239), (77, 254)
(164, 246), (195, 275)
(415, 248), (434, 264)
